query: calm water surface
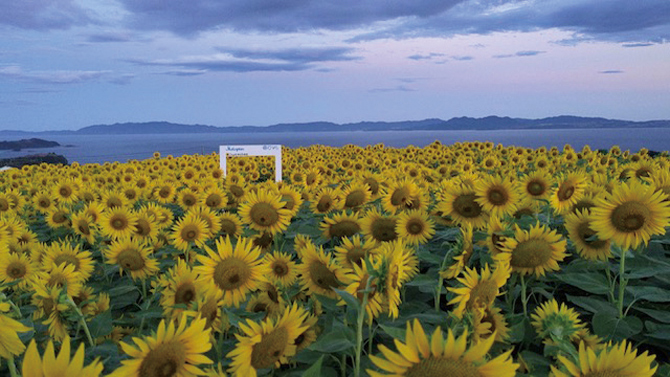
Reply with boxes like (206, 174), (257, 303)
(0, 128), (668, 165)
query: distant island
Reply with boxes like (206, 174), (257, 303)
(0, 153), (68, 168)
(0, 138), (60, 150)
(1, 116), (669, 135)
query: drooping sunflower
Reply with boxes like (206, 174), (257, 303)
(531, 299), (585, 342)
(333, 234), (378, 270)
(375, 240), (418, 318)
(41, 240), (95, 282)
(344, 262), (384, 322)
(501, 223), (568, 277)
(104, 238), (159, 281)
(183, 285), (228, 334)
(195, 236), (269, 308)
(34, 262), (83, 297)
(395, 209), (436, 245)
(448, 262), (511, 318)
(474, 175), (522, 218)
(170, 212), (210, 252)
(99, 207), (138, 239)
(368, 319), (518, 377)
(0, 299), (32, 359)
(361, 208), (399, 244)
(551, 340), (657, 377)
(321, 211), (362, 239)
(296, 242), (350, 299)
(263, 251), (298, 287)
(0, 251), (37, 290)
(564, 209), (612, 261)
(381, 179), (419, 213)
(590, 179), (670, 250)
(239, 189), (292, 235)
(219, 212), (244, 239)
(437, 184), (489, 229)
(472, 305), (511, 343)
(227, 304), (309, 377)
(22, 337), (104, 377)
(31, 282), (70, 341)
(441, 224), (474, 280)
(110, 316), (213, 377)
(550, 173), (588, 215)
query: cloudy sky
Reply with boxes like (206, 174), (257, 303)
(1, 0), (669, 131)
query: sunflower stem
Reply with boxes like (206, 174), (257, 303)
(617, 249), (628, 319)
(367, 321), (374, 356)
(67, 297), (95, 347)
(435, 247), (452, 312)
(354, 276), (372, 377)
(7, 355), (18, 377)
(520, 274), (529, 318)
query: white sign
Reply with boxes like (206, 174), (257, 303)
(219, 144), (282, 182)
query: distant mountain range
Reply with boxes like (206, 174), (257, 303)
(3, 116), (669, 135)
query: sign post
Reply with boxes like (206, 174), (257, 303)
(220, 144), (282, 182)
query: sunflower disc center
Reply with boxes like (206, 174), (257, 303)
(52, 255), (81, 270)
(317, 197), (332, 212)
(117, 249), (146, 271)
(138, 341), (186, 377)
(371, 218), (398, 242)
(511, 239), (554, 268)
(453, 194), (483, 219)
(488, 188), (508, 205)
(250, 203), (280, 226)
(328, 220), (361, 238)
(557, 184), (575, 201)
(174, 282), (196, 305)
(407, 219), (424, 235)
(112, 218), (126, 230)
(272, 262), (289, 276)
(214, 258), (251, 291)
(467, 279), (498, 310)
(344, 190), (366, 208)
(7, 262), (26, 279)
(611, 201), (650, 232)
(251, 327), (289, 369)
(577, 222), (608, 249)
(309, 262), (340, 290)
(391, 188), (410, 206)
(405, 357), (481, 377)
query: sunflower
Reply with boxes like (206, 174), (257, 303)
(564, 209), (612, 261)
(0, 251), (37, 290)
(105, 238), (159, 281)
(0, 300), (32, 359)
(227, 304), (309, 377)
(45, 206), (71, 229)
(278, 185), (303, 216)
(448, 262), (511, 318)
(550, 173), (587, 215)
(41, 240), (95, 282)
(219, 212), (244, 239)
(321, 211), (362, 239)
(375, 240), (418, 318)
(239, 189), (292, 235)
(203, 187), (227, 210)
(474, 175), (521, 218)
(33, 192), (55, 213)
(551, 340), (657, 377)
(195, 236), (269, 308)
(170, 212), (210, 252)
(294, 313), (319, 353)
(591, 179), (670, 250)
(437, 184), (489, 229)
(472, 306), (510, 343)
(368, 319), (518, 377)
(531, 299), (585, 342)
(34, 262), (83, 297)
(340, 182), (372, 210)
(396, 210), (435, 245)
(296, 242), (350, 299)
(31, 282), (70, 341)
(441, 224), (474, 280)
(99, 207), (138, 239)
(178, 188), (202, 209)
(333, 234), (378, 270)
(189, 205), (222, 237)
(361, 208), (399, 244)
(22, 337), (104, 377)
(155, 259), (209, 319)
(154, 181), (177, 204)
(501, 223), (568, 277)
(381, 179), (419, 213)
(344, 262), (384, 322)
(70, 211), (97, 244)
(0, 192), (15, 215)
(263, 251), (298, 287)
(82, 201), (105, 224)
(100, 189), (130, 210)
(309, 187), (341, 214)
(111, 316), (213, 377)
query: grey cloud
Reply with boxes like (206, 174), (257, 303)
(599, 70), (624, 74)
(131, 58), (309, 73)
(162, 70), (208, 76)
(0, 65), (108, 84)
(216, 46), (361, 63)
(0, 0), (91, 30)
(408, 52), (445, 60)
(494, 50), (545, 58)
(451, 55), (474, 61)
(86, 31), (134, 43)
(369, 85), (415, 93)
(117, 0), (462, 35)
(622, 42), (655, 48)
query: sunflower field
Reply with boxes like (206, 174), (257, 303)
(0, 141), (669, 376)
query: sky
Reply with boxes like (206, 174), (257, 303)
(1, 0), (669, 132)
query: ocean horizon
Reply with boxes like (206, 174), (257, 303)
(0, 127), (668, 165)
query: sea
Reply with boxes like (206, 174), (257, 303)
(0, 128), (668, 165)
